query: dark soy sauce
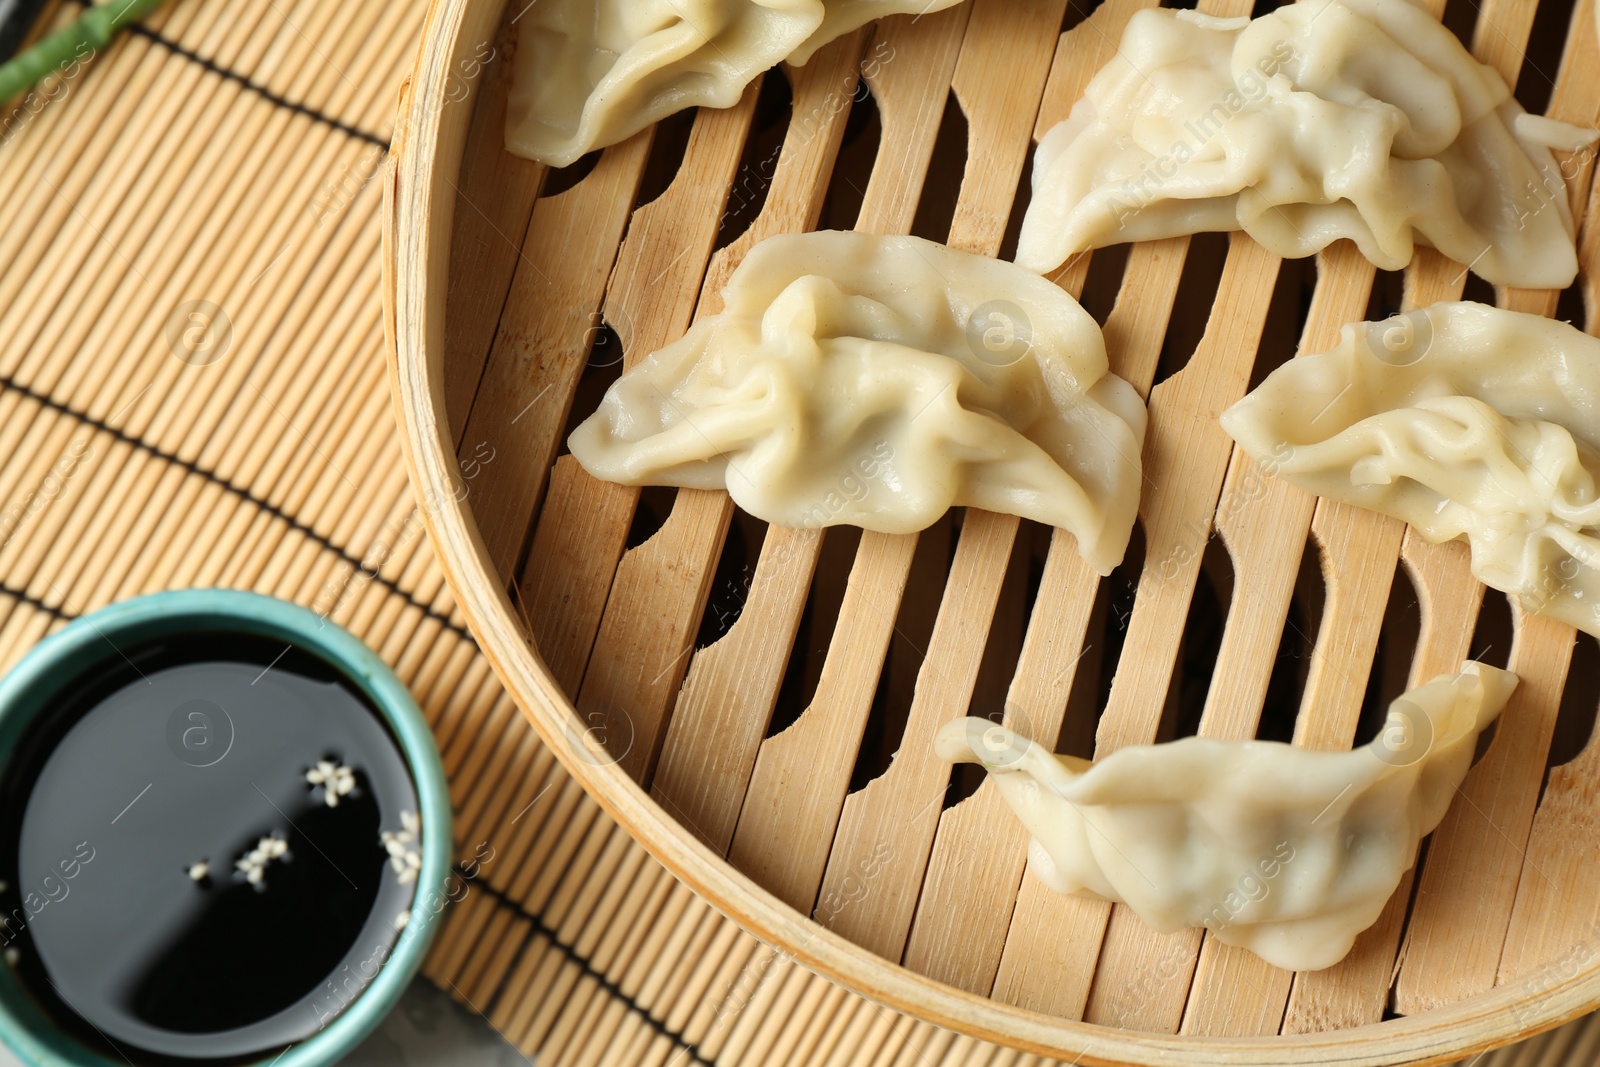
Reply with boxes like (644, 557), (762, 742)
(0, 633), (421, 1064)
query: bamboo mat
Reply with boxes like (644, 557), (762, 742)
(0, 1), (1596, 1064)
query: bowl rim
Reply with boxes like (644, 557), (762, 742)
(380, 0), (1600, 1061)
(0, 588), (453, 1067)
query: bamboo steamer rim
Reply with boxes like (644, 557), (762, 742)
(382, 0), (1600, 1060)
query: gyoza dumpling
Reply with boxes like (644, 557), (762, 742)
(1015, 0), (1597, 288)
(1222, 302), (1600, 638)
(506, 0), (966, 167)
(936, 661), (1516, 971)
(567, 231), (1147, 575)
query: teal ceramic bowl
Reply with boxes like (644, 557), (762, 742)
(0, 590), (452, 1067)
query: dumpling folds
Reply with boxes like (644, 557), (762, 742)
(1222, 301), (1600, 638)
(1015, 0), (1598, 288)
(506, 0), (965, 167)
(936, 661), (1515, 972)
(567, 231), (1147, 575)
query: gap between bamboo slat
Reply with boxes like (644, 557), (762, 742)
(642, 26), (879, 848)
(1387, 0), (1597, 1014)
(1173, 240), (1379, 1039)
(515, 86), (760, 780)
(810, 0), (1065, 966)
(721, 6), (971, 912)
(440, 10), (549, 438)
(457, 131), (653, 580)
(896, 0), (1153, 990)
(1184, 0), (1568, 1023)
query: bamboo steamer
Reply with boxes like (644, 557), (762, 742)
(383, 0), (1600, 1061)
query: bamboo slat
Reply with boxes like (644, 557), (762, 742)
(1391, 0), (1600, 1012)
(374, 0), (1600, 1055)
(646, 27), (875, 850)
(724, 6), (968, 908)
(814, 0), (1066, 965)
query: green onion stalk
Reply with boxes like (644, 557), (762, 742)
(0, 0), (169, 101)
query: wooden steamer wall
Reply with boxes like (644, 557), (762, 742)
(385, 0), (1600, 1061)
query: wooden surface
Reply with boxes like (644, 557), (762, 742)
(8, 0), (1598, 1063)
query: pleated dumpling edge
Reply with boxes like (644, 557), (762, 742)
(1014, 0), (1598, 288)
(505, 0), (968, 168)
(1221, 301), (1600, 638)
(935, 660), (1517, 972)
(567, 230), (1147, 575)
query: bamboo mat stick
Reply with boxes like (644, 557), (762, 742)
(708, 947), (791, 1063)
(126, 244), (392, 601)
(217, 357), (387, 583)
(725, 5), (967, 909)
(458, 718), (565, 855)
(0, 0), (80, 210)
(1, 207), (382, 620)
(137, 212), (395, 514)
(824, 999), (881, 1067)
(730, 960), (816, 1067)
(0, 2), (233, 322)
(46, 265), (390, 630)
(496, 831), (691, 1049)
(15, 0), (291, 358)
(455, 706), (555, 844)
(9, 21), (406, 495)
(742, 968), (830, 1067)
(14, 0), (338, 334)
(7, 5), (270, 357)
(502, 825), (620, 1049)
(452, 706), (550, 850)
(637, 890), (722, 1022)
(0, 0), (200, 271)
(551, 828), (659, 964)
(5, 0), (380, 447)
(789, 980), (854, 1066)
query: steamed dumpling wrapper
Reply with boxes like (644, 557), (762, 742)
(1016, 0), (1598, 288)
(506, 0), (966, 167)
(568, 231), (1147, 575)
(936, 661), (1516, 971)
(1222, 302), (1600, 638)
